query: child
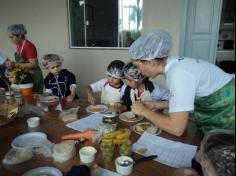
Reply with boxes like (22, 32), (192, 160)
(41, 54), (77, 102)
(0, 52), (15, 79)
(119, 62), (169, 112)
(172, 130), (235, 176)
(86, 60), (126, 106)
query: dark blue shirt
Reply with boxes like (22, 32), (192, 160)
(44, 69), (76, 98)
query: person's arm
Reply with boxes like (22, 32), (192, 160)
(131, 101), (189, 136)
(86, 85), (96, 105)
(66, 87), (76, 102)
(143, 100), (169, 110)
(17, 59), (38, 69)
(172, 168), (200, 176)
(66, 71), (77, 102)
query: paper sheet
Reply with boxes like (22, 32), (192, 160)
(66, 113), (103, 131)
(133, 132), (198, 168)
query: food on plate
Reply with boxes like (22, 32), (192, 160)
(135, 122), (159, 134)
(89, 106), (105, 112)
(119, 111), (143, 122)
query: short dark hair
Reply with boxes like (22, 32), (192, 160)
(202, 131), (235, 176)
(107, 60), (125, 70)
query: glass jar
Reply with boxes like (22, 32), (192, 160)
(14, 93), (23, 105)
(102, 111), (118, 128)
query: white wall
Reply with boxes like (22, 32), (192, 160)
(0, 0), (183, 100)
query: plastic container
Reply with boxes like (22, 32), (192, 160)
(19, 83), (33, 97)
(115, 156), (134, 176)
(14, 93), (23, 105)
(102, 111), (118, 128)
(27, 117), (40, 128)
(79, 146), (97, 164)
(53, 141), (76, 163)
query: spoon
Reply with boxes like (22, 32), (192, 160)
(119, 155), (158, 167)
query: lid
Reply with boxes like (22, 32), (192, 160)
(103, 111), (117, 118)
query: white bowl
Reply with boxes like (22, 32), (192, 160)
(115, 156), (134, 176)
(27, 117), (40, 128)
(79, 146), (97, 164)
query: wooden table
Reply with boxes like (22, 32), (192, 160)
(0, 97), (203, 176)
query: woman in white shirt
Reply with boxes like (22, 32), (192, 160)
(129, 29), (235, 136)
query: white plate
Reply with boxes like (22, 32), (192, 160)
(22, 166), (63, 176)
(11, 132), (47, 150)
(40, 96), (59, 103)
(119, 111), (143, 123)
(132, 122), (162, 136)
(86, 104), (108, 113)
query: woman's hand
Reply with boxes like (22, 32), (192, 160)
(131, 101), (146, 116)
(143, 101), (156, 110)
(88, 93), (96, 105)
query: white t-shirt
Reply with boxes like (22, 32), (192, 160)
(90, 78), (126, 97)
(151, 83), (169, 101)
(165, 56), (233, 113)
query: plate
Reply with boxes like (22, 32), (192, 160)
(86, 104), (108, 113)
(132, 122), (162, 136)
(22, 166), (63, 176)
(119, 111), (143, 123)
(11, 132), (47, 150)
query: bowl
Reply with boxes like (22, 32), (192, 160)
(27, 117), (40, 128)
(79, 146), (97, 164)
(39, 96), (60, 107)
(115, 156), (134, 176)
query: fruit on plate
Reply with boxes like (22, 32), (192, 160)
(135, 122), (159, 134)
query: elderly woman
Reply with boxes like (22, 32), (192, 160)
(129, 29), (235, 136)
(7, 24), (43, 93)
(172, 130), (235, 176)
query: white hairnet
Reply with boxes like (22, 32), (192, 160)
(106, 60), (125, 79)
(7, 24), (27, 35)
(0, 53), (8, 65)
(129, 29), (173, 60)
(41, 54), (63, 69)
(124, 62), (145, 82)
(200, 130), (235, 176)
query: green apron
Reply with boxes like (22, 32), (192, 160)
(194, 79), (235, 134)
(15, 52), (43, 93)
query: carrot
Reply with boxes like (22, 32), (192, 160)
(61, 130), (95, 141)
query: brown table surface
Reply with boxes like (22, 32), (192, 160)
(0, 97), (203, 176)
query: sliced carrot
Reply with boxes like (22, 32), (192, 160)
(61, 130), (95, 140)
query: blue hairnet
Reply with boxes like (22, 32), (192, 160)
(129, 29), (173, 60)
(106, 60), (125, 79)
(124, 62), (145, 82)
(7, 24), (27, 35)
(0, 53), (8, 65)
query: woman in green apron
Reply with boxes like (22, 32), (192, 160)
(128, 29), (235, 136)
(7, 24), (43, 93)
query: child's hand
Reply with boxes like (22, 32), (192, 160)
(66, 95), (75, 102)
(88, 93), (96, 105)
(113, 103), (126, 114)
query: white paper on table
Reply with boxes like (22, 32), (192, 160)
(133, 132), (198, 168)
(66, 113), (103, 131)
(100, 168), (121, 176)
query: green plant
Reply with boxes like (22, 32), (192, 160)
(11, 65), (32, 84)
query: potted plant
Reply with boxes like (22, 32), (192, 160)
(11, 65), (33, 97)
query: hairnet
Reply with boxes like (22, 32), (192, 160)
(200, 130), (235, 176)
(7, 24), (27, 35)
(0, 53), (8, 65)
(129, 29), (173, 60)
(123, 62), (145, 82)
(106, 60), (125, 79)
(41, 54), (63, 69)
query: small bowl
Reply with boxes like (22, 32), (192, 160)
(27, 117), (40, 128)
(39, 96), (60, 107)
(79, 146), (97, 164)
(115, 156), (134, 176)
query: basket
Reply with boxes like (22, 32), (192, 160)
(0, 99), (19, 127)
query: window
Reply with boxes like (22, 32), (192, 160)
(68, 0), (143, 48)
